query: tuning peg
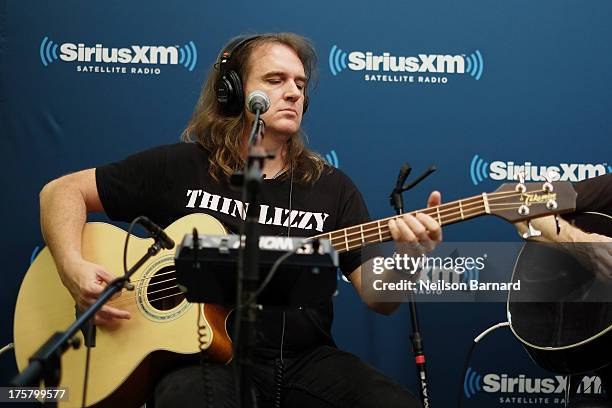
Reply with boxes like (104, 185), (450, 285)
(515, 172), (526, 193)
(546, 199), (557, 210)
(555, 215), (561, 235)
(544, 170), (555, 182)
(522, 221), (542, 239)
(543, 173), (553, 192)
(518, 204), (530, 216)
(542, 171), (555, 192)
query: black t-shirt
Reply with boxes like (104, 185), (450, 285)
(96, 142), (370, 352)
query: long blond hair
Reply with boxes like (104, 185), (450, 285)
(182, 33), (326, 183)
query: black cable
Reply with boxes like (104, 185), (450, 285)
(241, 238), (312, 308)
(457, 339), (478, 408)
(123, 216), (145, 276)
(286, 153), (293, 238)
(80, 322), (93, 408)
(273, 357), (285, 408)
(273, 154), (291, 408)
(458, 322), (510, 408)
(274, 312), (287, 408)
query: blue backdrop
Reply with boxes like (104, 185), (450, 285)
(1, 0), (610, 406)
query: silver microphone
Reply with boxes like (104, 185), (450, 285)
(247, 90), (270, 114)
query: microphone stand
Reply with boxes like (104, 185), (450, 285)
(11, 237), (168, 397)
(233, 109), (271, 408)
(389, 163), (436, 408)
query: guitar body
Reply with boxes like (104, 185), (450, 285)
(508, 212), (612, 374)
(14, 213), (233, 407)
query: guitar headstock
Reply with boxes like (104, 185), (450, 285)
(489, 181), (577, 223)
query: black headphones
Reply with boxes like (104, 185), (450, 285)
(215, 34), (309, 116)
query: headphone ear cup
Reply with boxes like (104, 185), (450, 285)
(226, 70), (244, 115)
(216, 70), (244, 115)
(216, 75), (232, 106)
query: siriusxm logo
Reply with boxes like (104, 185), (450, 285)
(329, 45), (484, 81)
(464, 367), (483, 398)
(470, 154), (610, 186)
(325, 150), (340, 168)
(39, 36), (197, 72)
(464, 367), (602, 399)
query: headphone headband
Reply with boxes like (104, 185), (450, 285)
(217, 35), (261, 73)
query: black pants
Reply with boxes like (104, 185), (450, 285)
(154, 346), (421, 408)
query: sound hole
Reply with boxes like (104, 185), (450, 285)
(147, 266), (185, 311)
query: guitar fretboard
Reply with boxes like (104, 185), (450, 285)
(311, 194), (489, 253)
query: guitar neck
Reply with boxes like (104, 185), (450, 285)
(312, 194), (491, 254)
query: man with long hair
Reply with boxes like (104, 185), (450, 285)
(40, 33), (441, 407)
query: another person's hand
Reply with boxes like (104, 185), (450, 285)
(515, 215), (612, 282)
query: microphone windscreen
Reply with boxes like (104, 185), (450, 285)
(247, 90), (270, 114)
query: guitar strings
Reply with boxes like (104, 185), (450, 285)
(338, 201), (539, 246)
(314, 188), (547, 241)
(106, 199), (538, 306)
(340, 204), (540, 253)
(329, 191), (553, 247)
(324, 190), (553, 252)
(316, 188), (550, 242)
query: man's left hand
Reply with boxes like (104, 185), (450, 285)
(388, 191), (442, 256)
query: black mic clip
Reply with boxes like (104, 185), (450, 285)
(389, 163), (437, 215)
(390, 164), (412, 212)
(138, 217), (175, 250)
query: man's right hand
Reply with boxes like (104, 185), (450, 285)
(40, 169), (131, 327)
(60, 257), (131, 326)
